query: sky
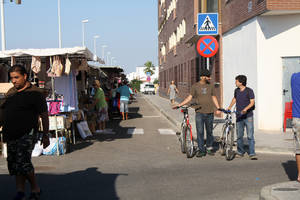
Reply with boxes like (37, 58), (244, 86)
(3, 0), (158, 74)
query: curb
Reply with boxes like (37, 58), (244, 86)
(260, 181), (300, 200)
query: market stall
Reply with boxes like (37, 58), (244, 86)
(0, 47), (105, 157)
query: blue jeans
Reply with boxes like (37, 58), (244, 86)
(236, 116), (256, 156)
(195, 113), (214, 152)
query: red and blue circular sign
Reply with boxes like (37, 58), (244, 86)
(197, 36), (219, 58)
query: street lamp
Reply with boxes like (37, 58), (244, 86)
(102, 45), (107, 62)
(111, 57), (115, 66)
(107, 52), (111, 65)
(58, 0), (62, 48)
(0, 0), (5, 51)
(81, 19), (89, 47)
(93, 35), (99, 60)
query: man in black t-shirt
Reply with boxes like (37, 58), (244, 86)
(227, 75), (257, 160)
(0, 65), (49, 200)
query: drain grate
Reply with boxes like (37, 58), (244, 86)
(273, 188), (299, 192)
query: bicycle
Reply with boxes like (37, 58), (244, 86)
(217, 108), (237, 161)
(175, 104), (198, 158)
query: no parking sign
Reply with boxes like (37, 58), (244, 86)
(196, 36), (219, 58)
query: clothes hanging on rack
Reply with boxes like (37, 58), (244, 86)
(31, 56), (42, 74)
(65, 56), (71, 75)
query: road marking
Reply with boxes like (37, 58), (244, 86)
(143, 116), (160, 118)
(127, 128), (144, 135)
(158, 129), (176, 135)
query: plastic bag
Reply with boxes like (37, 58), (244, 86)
(32, 141), (43, 157)
(42, 137), (66, 155)
(77, 121), (92, 139)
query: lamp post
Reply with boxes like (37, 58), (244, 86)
(102, 45), (107, 63)
(111, 57), (115, 66)
(81, 19), (89, 47)
(0, 0), (5, 51)
(107, 52), (111, 65)
(58, 0), (62, 48)
(93, 35), (99, 61)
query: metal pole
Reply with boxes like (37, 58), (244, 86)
(207, 57), (209, 70)
(102, 45), (107, 62)
(94, 37), (96, 55)
(58, 0), (62, 48)
(82, 22), (85, 47)
(50, 57), (60, 156)
(1, 0), (6, 51)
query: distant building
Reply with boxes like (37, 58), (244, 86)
(158, 0), (221, 102)
(127, 66), (159, 83)
(222, 0), (300, 131)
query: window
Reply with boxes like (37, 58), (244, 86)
(207, 0), (218, 13)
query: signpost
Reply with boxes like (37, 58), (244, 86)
(196, 35), (219, 69)
(197, 13), (219, 70)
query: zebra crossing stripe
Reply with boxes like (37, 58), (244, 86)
(127, 128), (144, 135)
(158, 129), (176, 135)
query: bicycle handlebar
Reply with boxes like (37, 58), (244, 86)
(218, 108), (239, 115)
(174, 103), (200, 110)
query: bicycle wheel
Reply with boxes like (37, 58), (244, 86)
(225, 125), (234, 160)
(180, 124), (186, 153)
(185, 127), (194, 158)
(219, 124), (227, 156)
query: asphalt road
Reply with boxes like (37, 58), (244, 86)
(0, 94), (297, 200)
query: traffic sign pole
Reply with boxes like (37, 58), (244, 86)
(207, 57), (209, 70)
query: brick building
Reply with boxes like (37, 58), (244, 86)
(222, 0), (300, 131)
(158, 0), (222, 102)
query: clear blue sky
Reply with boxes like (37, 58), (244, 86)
(3, 0), (158, 73)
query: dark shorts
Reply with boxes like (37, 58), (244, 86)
(7, 129), (36, 176)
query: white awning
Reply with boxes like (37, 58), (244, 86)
(0, 46), (105, 64)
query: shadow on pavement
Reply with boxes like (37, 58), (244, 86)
(0, 167), (126, 200)
(282, 160), (298, 181)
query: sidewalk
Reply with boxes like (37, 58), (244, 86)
(144, 93), (295, 155)
(144, 93), (300, 200)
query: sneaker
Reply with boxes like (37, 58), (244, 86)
(249, 155), (258, 160)
(207, 149), (215, 156)
(235, 152), (244, 158)
(196, 151), (206, 157)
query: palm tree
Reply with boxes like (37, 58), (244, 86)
(143, 61), (155, 76)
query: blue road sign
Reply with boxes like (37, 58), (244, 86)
(197, 13), (218, 35)
(146, 72), (151, 77)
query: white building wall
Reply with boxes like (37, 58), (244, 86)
(223, 14), (300, 131)
(223, 18), (258, 129)
(256, 14), (300, 130)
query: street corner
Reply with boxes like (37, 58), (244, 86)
(260, 181), (300, 200)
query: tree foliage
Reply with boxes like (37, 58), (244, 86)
(143, 61), (155, 76)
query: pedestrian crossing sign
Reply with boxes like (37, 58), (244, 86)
(197, 13), (218, 35)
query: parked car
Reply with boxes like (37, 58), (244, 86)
(144, 84), (155, 95)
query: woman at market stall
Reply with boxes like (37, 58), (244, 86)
(93, 80), (108, 133)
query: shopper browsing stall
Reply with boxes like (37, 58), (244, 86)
(93, 80), (108, 133)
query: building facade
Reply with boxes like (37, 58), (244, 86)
(127, 66), (159, 83)
(222, 0), (300, 131)
(158, 0), (222, 102)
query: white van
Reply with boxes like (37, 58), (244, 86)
(144, 84), (155, 95)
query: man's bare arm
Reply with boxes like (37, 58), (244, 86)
(40, 112), (50, 149)
(174, 95), (193, 108)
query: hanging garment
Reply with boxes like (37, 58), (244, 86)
(31, 56), (42, 74)
(65, 57), (71, 75)
(51, 56), (63, 77)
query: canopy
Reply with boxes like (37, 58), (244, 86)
(0, 46), (105, 64)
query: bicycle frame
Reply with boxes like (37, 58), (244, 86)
(181, 108), (193, 142)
